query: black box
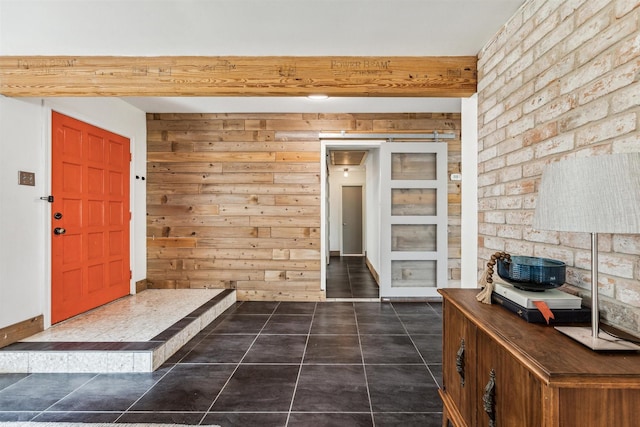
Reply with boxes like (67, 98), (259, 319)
(491, 292), (591, 324)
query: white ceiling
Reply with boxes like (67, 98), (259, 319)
(0, 0), (526, 112)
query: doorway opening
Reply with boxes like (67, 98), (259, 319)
(321, 141), (382, 300)
(321, 133), (453, 301)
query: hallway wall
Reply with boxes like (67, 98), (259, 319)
(146, 113), (462, 300)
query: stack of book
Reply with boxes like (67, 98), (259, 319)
(491, 279), (591, 324)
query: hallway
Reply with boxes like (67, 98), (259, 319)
(326, 256), (380, 299)
(0, 299), (443, 426)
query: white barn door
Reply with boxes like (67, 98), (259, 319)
(379, 142), (448, 298)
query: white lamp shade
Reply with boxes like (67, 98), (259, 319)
(533, 153), (640, 234)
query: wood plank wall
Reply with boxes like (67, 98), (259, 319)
(146, 113), (462, 301)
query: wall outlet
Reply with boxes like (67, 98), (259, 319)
(18, 171), (35, 186)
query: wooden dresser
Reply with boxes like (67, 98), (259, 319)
(439, 289), (640, 427)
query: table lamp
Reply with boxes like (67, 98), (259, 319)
(532, 153), (640, 351)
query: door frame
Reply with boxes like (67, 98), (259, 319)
(42, 104), (136, 328)
(320, 140), (382, 293)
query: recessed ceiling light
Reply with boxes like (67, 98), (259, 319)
(307, 94), (329, 100)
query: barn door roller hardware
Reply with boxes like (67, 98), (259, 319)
(319, 131), (455, 142)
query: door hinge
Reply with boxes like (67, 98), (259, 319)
(130, 153), (132, 162)
(129, 212), (132, 220)
(130, 270), (132, 279)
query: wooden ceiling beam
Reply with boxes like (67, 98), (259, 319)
(0, 56), (477, 98)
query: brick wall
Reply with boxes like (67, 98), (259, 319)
(146, 113), (462, 300)
(477, 0), (640, 334)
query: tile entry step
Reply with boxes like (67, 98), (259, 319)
(0, 289), (236, 373)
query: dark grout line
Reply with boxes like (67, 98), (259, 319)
(283, 302), (318, 427)
(198, 300), (283, 425)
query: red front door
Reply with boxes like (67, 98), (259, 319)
(51, 112), (131, 324)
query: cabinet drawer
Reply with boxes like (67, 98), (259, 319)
(442, 300), (476, 425)
(476, 329), (542, 427)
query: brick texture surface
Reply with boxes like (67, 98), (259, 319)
(477, 0), (640, 334)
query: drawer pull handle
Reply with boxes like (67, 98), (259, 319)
(482, 369), (496, 427)
(455, 338), (465, 386)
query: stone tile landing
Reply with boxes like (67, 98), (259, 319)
(0, 289), (236, 373)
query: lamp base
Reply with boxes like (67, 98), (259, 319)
(555, 326), (640, 351)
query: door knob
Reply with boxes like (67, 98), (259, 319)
(54, 227), (66, 235)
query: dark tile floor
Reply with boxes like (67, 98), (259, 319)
(326, 256), (379, 299)
(0, 259), (443, 426)
(0, 300), (443, 426)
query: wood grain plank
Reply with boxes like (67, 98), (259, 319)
(148, 247), (274, 259)
(146, 237), (198, 248)
(200, 183), (320, 195)
(156, 113), (304, 121)
(147, 130), (275, 142)
(237, 281), (323, 291)
(147, 151), (276, 162)
(148, 269), (265, 281)
(219, 205), (320, 216)
(290, 249), (321, 260)
(147, 119), (246, 131)
(147, 194), (275, 205)
(193, 141), (314, 152)
(195, 238), (320, 249)
(145, 184), (201, 195)
(146, 204), (221, 216)
(221, 162), (320, 173)
(275, 152), (320, 162)
(147, 172), (274, 184)
(147, 216), (249, 227)
(149, 258), (320, 271)
(148, 225), (258, 238)
(0, 56), (477, 97)
(0, 316), (44, 349)
(262, 119), (356, 131)
(236, 289), (324, 302)
(249, 215), (319, 227)
(275, 195), (321, 205)
(286, 270), (321, 280)
(270, 227), (321, 238)
(273, 173), (320, 184)
(273, 130), (324, 141)
(148, 162), (224, 173)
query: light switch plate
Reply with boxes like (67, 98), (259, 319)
(18, 171), (35, 186)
